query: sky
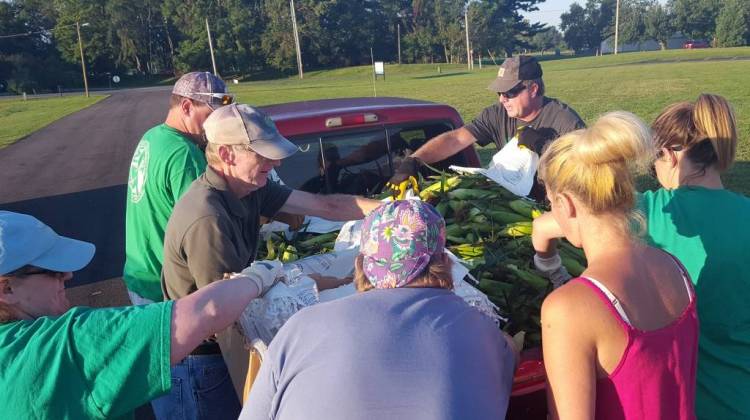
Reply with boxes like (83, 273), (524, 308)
(522, 0), (577, 29)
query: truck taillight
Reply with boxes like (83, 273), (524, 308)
(325, 113), (378, 128)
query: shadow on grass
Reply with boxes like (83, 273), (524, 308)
(413, 72), (470, 80)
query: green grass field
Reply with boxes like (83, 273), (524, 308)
(0, 95), (105, 148)
(2, 48), (749, 193)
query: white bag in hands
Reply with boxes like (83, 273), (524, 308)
(449, 135), (539, 198)
(237, 264), (320, 345)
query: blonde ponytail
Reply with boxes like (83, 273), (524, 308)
(538, 112), (653, 225)
(693, 94), (737, 172)
(652, 93), (738, 174)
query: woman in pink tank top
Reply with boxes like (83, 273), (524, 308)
(531, 112), (699, 419)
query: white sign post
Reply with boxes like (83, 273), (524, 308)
(374, 61), (385, 80)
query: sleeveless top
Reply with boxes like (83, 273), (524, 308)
(572, 257), (699, 420)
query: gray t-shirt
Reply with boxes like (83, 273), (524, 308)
(161, 166), (292, 299)
(465, 97), (585, 148)
(241, 288), (516, 420)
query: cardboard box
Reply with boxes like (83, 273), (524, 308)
(217, 325), (264, 404)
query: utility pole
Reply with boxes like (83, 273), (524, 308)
(76, 22), (89, 98)
(397, 24), (401, 65)
(205, 18), (219, 75)
(614, 0), (620, 55)
(370, 47), (377, 97)
(464, 7), (471, 70)
(290, 0), (304, 79)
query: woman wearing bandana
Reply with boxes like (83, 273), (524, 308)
(241, 200), (518, 420)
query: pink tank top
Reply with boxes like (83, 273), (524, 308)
(572, 260), (699, 420)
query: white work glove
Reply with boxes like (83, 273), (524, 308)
(237, 260), (284, 295)
(533, 253), (572, 289)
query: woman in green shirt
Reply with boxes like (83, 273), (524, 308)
(0, 211), (278, 419)
(640, 94), (750, 420)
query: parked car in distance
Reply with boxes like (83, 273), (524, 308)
(683, 39), (709, 49)
(261, 97), (481, 197)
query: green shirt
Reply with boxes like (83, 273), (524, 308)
(639, 187), (750, 420)
(124, 124), (207, 301)
(0, 302), (173, 419)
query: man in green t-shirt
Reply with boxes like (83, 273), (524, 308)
(124, 71), (234, 304)
(0, 210), (279, 419)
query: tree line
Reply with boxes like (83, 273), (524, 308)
(560, 0), (750, 53)
(1, 0), (553, 94)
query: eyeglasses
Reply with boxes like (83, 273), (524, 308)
(4, 266), (65, 278)
(498, 83), (527, 99)
(192, 92), (234, 107)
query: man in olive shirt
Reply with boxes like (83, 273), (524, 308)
(160, 103), (381, 419)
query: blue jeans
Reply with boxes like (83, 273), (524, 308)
(151, 354), (241, 420)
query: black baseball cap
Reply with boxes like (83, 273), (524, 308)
(488, 56), (543, 93)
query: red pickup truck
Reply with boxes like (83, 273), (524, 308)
(262, 97), (547, 419)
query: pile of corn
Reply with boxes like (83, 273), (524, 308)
(257, 173), (588, 348)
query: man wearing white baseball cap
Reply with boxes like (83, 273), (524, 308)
(159, 103), (381, 419)
(0, 211), (283, 419)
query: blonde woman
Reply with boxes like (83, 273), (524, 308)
(642, 94), (749, 420)
(532, 113), (698, 419)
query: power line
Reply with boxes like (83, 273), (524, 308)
(0, 22), (79, 39)
(0, 29), (47, 39)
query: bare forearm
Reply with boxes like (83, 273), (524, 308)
(281, 190), (382, 222)
(170, 277), (260, 364)
(532, 213), (561, 258)
(412, 127), (476, 164)
(315, 194), (381, 221)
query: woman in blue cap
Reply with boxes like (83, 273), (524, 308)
(0, 210), (278, 419)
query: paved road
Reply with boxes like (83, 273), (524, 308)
(0, 88), (169, 286)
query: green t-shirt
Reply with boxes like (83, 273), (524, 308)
(639, 187), (750, 420)
(0, 302), (173, 419)
(124, 124), (207, 301)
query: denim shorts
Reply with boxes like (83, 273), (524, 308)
(151, 353), (241, 420)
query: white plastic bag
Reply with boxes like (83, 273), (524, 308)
(237, 266), (320, 344)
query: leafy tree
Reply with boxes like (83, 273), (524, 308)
(433, 0), (465, 64)
(715, 0), (749, 47)
(645, 2), (675, 50)
(560, 0), (616, 53)
(1, 1), (77, 92)
(619, 0), (650, 47)
(259, 0), (298, 72)
(526, 26), (565, 54)
(669, 0), (720, 40)
(52, 0), (115, 75)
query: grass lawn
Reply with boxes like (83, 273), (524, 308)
(230, 47), (750, 194)
(0, 95), (105, 149)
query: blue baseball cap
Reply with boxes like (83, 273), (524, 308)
(0, 211), (95, 276)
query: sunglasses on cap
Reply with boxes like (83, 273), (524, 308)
(498, 83), (527, 99)
(192, 92), (234, 107)
(3, 266), (65, 278)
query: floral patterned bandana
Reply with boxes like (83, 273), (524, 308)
(360, 200), (446, 288)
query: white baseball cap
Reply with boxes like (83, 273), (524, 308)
(203, 104), (298, 160)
